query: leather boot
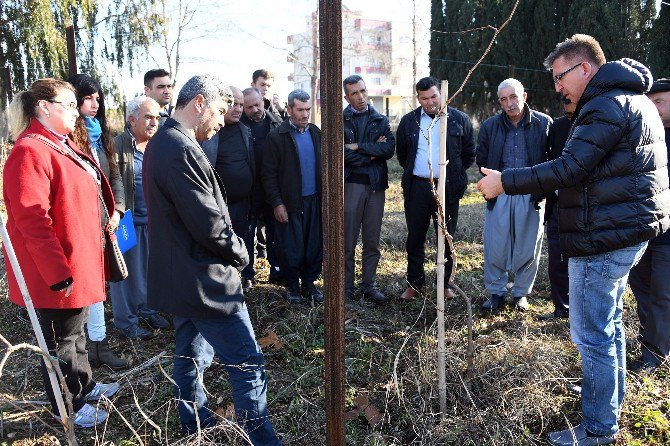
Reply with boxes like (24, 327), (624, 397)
(88, 338), (129, 371)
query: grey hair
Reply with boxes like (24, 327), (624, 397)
(126, 96), (160, 121)
(497, 78), (525, 97)
(175, 74), (233, 109)
(288, 89), (310, 107)
(242, 87), (262, 98)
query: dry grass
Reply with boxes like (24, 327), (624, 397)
(0, 160), (668, 445)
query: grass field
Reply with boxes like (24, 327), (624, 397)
(0, 157), (668, 445)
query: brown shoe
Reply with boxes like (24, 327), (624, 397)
(400, 287), (419, 301)
(444, 285), (456, 299)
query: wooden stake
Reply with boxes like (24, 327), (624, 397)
(319, 1), (345, 445)
(436, 80), (449, 417)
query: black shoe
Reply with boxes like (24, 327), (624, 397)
(548, 423), (616, 445)
(482, 294), (504, 312)
(268, 269), (284, 286)
(538, 310), (569, 321)
(286, 287), (301, 304)
(242, 278), (255, 293)
(363, 288), (388, 304)
(140, 313), (170, 329)
(88, 338), (129, 371)
(303, 283), (324, 305)
(512, 296), (529, 311)
(119, 324), (155, 340)
(629, 357), (659, 374)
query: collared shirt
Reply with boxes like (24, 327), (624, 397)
(412, 108), (441, 178)
(288, 118), (307, 134)
(502, 112), (529, 169)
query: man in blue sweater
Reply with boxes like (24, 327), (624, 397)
(262, 90), (323, 304)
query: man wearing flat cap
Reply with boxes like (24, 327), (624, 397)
(628, 77), (670, 373)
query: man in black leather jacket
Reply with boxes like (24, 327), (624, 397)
(478, 34), (670, 446)
(342, 75), (395, 303)
(396, 76), (475, 301)
(628, 78), (670, 373)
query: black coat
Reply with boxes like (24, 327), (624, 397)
(476, 105), (552, 209)
(396, 106), (475, 203)
(502, 59), (670, 258)
(143, 118), (248, 318)
(544, 115), (572, 220)
(343, 105), (395, 190)
(262, 120), (322, 213)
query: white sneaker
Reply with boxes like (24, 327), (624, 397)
(74, 403), (108, 428)
(85, 382), (120, 401)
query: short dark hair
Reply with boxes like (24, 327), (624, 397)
(288, 89), (310, 107)
(415, 76), (440, 93)
(343, 75), (364, 92)
(144, 69), (171, 88)
(252, 69), (274, 83)
(544, 34), (606, 70)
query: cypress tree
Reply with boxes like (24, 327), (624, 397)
(648, 2), (670, 77)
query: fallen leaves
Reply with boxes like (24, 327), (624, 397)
(345, 393), (383, 426)
(257, 330), (285, 350)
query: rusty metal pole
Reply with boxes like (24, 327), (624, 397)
(66, 25), (77, 77)
(319, 1), (345, 445)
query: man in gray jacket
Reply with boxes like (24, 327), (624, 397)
(110, 96), (169, 341)
(143, 75), (281, 444)
(476, 78), (551, 313)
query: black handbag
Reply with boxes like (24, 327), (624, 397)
(99, 190), (128, 282)
(24, 133), (129, 282)
(104, 224), (128, 282)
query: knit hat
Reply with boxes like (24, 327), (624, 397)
(649, 78), (670, 94)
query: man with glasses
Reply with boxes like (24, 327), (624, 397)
(477, 34), (670, 446)
(476, 78), (551, 313)
(143, 75), (282, 443)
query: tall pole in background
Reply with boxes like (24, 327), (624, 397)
(319, 1), (345, 445)
(66, 25), (77, 77)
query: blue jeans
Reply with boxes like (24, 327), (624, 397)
(173, 306), (281, 445)
(568, 241), (647, 436)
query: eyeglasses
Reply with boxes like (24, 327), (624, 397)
(47, 100), (78, 110)
(552, 62), (582, 85)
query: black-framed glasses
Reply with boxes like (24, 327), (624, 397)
(552, 62), (582, 85)
(47, 100), (78, 110)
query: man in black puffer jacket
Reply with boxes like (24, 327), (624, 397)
(477, 34), (670, 446)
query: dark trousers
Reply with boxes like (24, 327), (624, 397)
(36, 307), (95, 415)
(251, 204), (282, 280)
(344, 182), (385, 292)
(629, 242), (670, 365)
(274, 194), (323, 290)
(229, 200), (255, 281)
(547, 204), (569, 315)
(404, 180), (457, 290)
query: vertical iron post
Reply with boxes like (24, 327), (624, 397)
(66, 25), (77, 77)
(319, 1), (345, 445)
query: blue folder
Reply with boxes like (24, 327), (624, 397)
(115, 211), (137, 253)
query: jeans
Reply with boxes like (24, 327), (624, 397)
(86, 300), (106, 341)
(568, 241), (647, 436)
(172, 305), (281, 445)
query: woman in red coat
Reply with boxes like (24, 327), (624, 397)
(4, 79), (120, 428)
